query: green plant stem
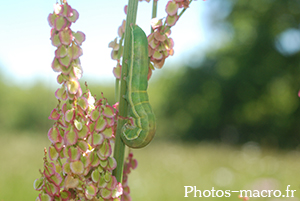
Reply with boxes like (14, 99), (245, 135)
(151, 0), (158, 33)
(113, 0), (139, 184)
(162, 0), (193, 35)
(178, 0), (193, 18)
(115, 78), (120, 103)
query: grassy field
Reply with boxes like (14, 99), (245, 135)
(0, 132), (299, 201)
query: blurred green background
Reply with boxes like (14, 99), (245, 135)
(1, 0), (300, 200)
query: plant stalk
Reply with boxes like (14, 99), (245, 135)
(151, 0), (158, 33)
(113, 0), (139, 184)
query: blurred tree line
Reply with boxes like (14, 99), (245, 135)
(155, 0), (300, 149)
(2, 0), (300, 149)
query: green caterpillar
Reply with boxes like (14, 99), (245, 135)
(121, 25), (156, 148)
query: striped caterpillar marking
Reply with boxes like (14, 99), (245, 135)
(121, 25), (156, 148)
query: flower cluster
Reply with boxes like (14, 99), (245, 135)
(121, 153), (138, 201)
(148, 18), (174, 69)
(48, 2), (85, 99)
(34, 2), (123, 200)
(34, 92), (122, 200)
(148, 0), (192, 69)
(109, 20), (126, 80)
(109, 0), (193, 78)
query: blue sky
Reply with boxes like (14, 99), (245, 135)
(0, 0), (209, 87)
